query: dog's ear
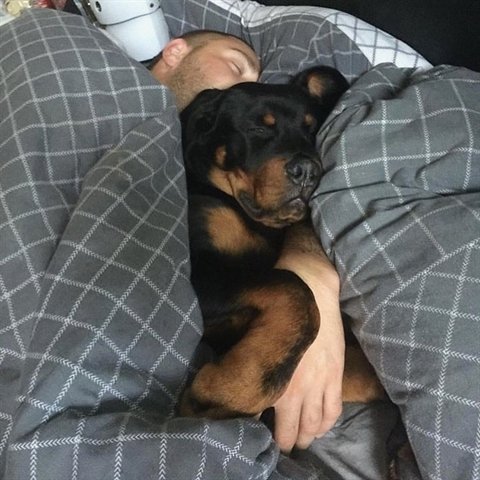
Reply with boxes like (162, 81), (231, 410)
(290, 66), (349, 112)
(180, 89), (228, 182)
(180, 89), (226, 142)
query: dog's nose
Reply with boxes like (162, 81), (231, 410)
(285, 155), (321, 186)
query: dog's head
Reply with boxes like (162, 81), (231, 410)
(181, 66), (348, 228)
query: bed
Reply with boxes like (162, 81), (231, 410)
(0, 1), (479, 479)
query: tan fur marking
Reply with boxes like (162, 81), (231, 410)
(307, 73), (326, 97)
(209, 158), (290, 214)
(304, 113), (315, 127)
(206, 207), (268, 255)
(184, 360), (269, 416)
(209, 157), (306, 227)
(208, 166), (252, 198)
(208, 167), (234, 196)
(181, 282), (319, 418)
(263, 113), (276, 126)
(215, 145), (227, 167)
(342, 345), (386, 403)
(253, 157), (288, 208)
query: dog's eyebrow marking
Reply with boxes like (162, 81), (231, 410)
(304, 113), (315, 127)
(262, 113), (276, 126)
(215, 145), (227, 167)
(306, 73), (326, 97)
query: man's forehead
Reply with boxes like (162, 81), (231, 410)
(212, 37), (260, 70)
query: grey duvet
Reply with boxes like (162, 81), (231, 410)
(1, 3), (479, 479)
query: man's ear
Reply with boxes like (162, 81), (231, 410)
(161, 38), (191, 68)
(290, 66), (349, 111)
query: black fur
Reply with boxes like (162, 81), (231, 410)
(179, 66), (349, 418)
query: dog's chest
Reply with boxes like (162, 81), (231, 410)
(203, 206), (273, 257)
(188, 197), (283, 277)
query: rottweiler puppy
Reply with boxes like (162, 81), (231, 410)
(179, 66), (383, 419)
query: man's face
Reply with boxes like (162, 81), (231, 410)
(168, 36), (260, 110)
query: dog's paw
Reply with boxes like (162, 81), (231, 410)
(179, 362), (276, 419)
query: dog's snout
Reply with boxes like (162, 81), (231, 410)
(285, 155), (321, 186)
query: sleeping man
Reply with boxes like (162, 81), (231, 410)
(147, 28), (346, 455)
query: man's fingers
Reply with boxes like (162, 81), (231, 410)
(273, 401), (301, 454)
(299, 408), (324, 435)
(296, 389), (342, 450)
(318, 387), (343, 435)
(296, 398), (324, 449)
(273, 373), (343, 453)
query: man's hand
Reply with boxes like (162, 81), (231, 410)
(273, 223), (345, 453)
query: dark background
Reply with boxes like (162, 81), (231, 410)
(255, 0), (480, 71)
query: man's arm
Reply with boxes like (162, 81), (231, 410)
(273, 223), (345, 453)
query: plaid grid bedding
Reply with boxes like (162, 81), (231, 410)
(311, 64), (480, 480)
(0, 9), (283, 480)
(0, 1), (478, 479)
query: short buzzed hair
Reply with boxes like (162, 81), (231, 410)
(180, 29), (241, 49)
(147, 30), (248, 69)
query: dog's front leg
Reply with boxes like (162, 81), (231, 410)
(179, 270), (320, 419)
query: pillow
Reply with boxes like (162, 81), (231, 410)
(161, 0), (431, 84)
